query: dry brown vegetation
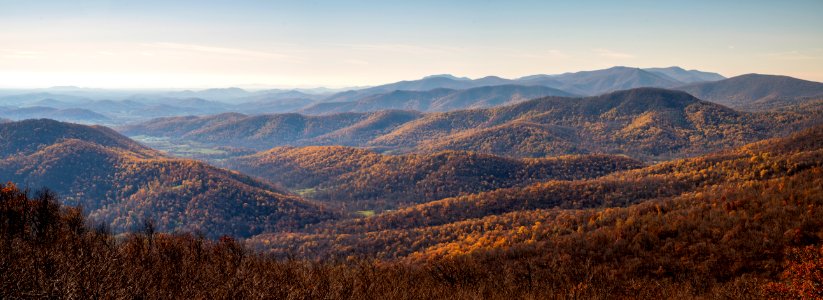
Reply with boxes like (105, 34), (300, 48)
(229, 145), (642, 211)
(3, 126), (823, 299)
(0, 120), (335, 238)
(2, 181), (819, 299)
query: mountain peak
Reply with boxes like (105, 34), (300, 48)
(606, 66), (640, 70)
(479, 75), (502, 79)
(733, 73), (806, 81)
(422, 74), (471, 81)
(644, 66), (725, 84)
(202, 87), (247, 92)
(601, 87), (699, 104)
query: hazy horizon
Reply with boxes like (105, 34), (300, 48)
(2, 0), (822, 88)
(0, 65), (745, 91)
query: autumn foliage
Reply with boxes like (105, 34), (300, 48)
(764, 245), (823, 299)
(3, 126), (823, 298)
(230, 146), (641, 211)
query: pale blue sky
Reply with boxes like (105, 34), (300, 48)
(1, 0), (822, 88)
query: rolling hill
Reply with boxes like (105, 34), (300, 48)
(228, 146), (642, 210)
(123, 88), (820, 161)
(3, 118), (822, 299)
(371, 88), (775, 160)
(249, 124), (823, 268)
(307, 110), (424, 146)
(0, 119), (158, 158)
(413, 122), (585, 157)
(302, 85), (577, 114)
(119, 111), (413, 150)
(0, 106), (110, 124)
(676, 74), (823, 110)
(0, 119), (334, 237)
(119, 112), (250, 137)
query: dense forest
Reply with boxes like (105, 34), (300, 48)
(0, 120), (335, 238)
(228, 146), (642, 211)
(2, 125), (822, 297)
(248, 125), (823, 259)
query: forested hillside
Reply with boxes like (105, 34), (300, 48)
(1, 119), (159, 158)
(371, 88), (777, 160)
(229, 146), (642, 210)
(120, 111), (405, 150)
(0, 119), (334, 237)
(3, 126), (821, 299)
(240, 126), (823, 298)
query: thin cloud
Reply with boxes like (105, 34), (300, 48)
(593, 48), (635, 59)
(342, 59), (370, 65)
(547, 49), (570, 59)
(0, 48), (43, 59)
(142, 42), (300, 62)
(766, 50), (819, 61)
(515, 49), (571, 60)
(338, 43), (464, 55)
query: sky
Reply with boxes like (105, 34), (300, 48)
(1, 0), (822, 89)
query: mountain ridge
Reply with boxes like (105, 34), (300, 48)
(118, 87), (816, 161)
(0, 119), (335, 237)
(228, 146), (642, 211)
(676, 73), (823, 110)
(301, 84), (577, 114)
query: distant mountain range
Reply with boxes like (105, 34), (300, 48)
(322, 66), (725, 104)
(644, 66), (726, 83)
(301, 85), (576, 114)
(0, 106), (110, 124)
(0, 95), (319, 125)
(516, 66), (682, 95)
(5, 67), (823, 126)
(123, 88), (823, 161)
